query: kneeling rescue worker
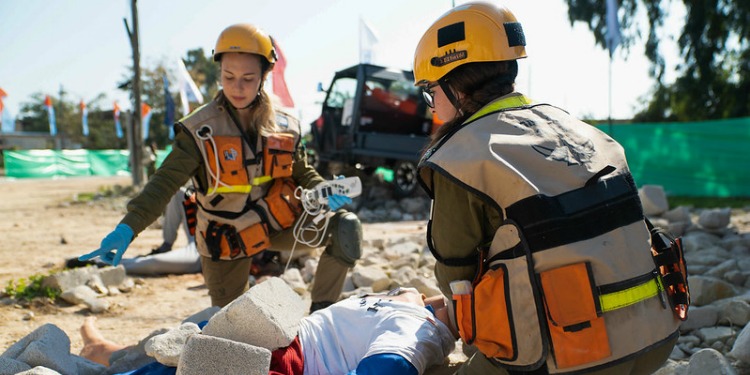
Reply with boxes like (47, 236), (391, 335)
(80, 23), (362, 312)
(413, 2), (690, 374)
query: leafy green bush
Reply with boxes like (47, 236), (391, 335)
(4, 274), (61, 301)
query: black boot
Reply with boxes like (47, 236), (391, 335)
(147, 242), (173, 256)
(309, 301), (334, 314)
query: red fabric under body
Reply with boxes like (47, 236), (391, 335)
(268, 336), (304, 375)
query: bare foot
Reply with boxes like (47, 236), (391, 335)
(79, 317), (126, 366)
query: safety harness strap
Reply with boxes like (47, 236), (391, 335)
(506, 173), (643, 253)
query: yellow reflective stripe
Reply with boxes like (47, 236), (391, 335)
(206, 176), (273, 195)
(252, 175), (273, 185)
(466, 94), (533, 123)
(208, 185), (253, 194)
(599, 277), (661, 312)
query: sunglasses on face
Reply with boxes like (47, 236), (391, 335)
(421, 82), (440, 108)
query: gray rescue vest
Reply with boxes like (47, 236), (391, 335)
(418, 93), (680, 373)
(180, 96), (301, 261)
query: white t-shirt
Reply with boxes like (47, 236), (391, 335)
(298, 295), (456, 375)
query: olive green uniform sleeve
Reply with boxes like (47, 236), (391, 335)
(120, 130), (200, 235)
(291, 144), (325, 189)
(431, 172), (502, 298)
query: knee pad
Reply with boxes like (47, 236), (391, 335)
(324, 212), (362, 266)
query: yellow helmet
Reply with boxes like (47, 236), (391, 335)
(413, 2), (527, 85)
(213, 23), (277, 65)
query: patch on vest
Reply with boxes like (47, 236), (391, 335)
(522, 119), (595, 166)
(276, 114), (289, 128)
(223, 148), (239, 161)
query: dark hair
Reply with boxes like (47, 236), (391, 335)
(424, 60), (518, 151)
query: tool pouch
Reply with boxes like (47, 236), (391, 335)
(538, 262), (611, 369)
(204, 221), (270, 261)
(262, 178), (302, 230)
(182, 189), (198, 237)
(452, 263), (514, 360)
(263, 133), (295, 178)
(647, 219), (690, 320)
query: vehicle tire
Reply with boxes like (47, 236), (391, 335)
(306, 148), (320, 170)
(393, 160), (419, 197)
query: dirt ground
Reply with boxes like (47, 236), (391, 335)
(0, 175), (463, 373)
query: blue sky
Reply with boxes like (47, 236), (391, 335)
(0, 0), (684, 131)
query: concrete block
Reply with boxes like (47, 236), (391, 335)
(42, 267), (96, 292)
(202, 277), (305, 350)
(71, 355), (107, 375)
(0, 356), (32, 374)
(181, 306), (220, 325)
(59, 285), (109, 313)
(145, 322), (201, 367)
(107, 328), (168, 375)
(176, 334), (270, 375)
(97, 266), (127, 287)
(1, 324), (76, 375)
(16, 367), (62, 374)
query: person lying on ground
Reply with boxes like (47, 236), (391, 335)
(80, 287), (457, 375)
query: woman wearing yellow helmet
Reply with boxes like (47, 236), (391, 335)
(80, 23), (362, 312)
(413, 2), (682, 374)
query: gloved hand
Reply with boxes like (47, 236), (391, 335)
(327, 175), (353, 210)
(328, 194), (352, 210)
(79, 224), (134, 266)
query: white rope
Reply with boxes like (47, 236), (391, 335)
(195, 125), (232, 196)
(283, 186), (334, 272)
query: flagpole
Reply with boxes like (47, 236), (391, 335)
(608, 54), (613, 135)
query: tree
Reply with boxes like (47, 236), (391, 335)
(564, 0), (750, 121)
(183, 48), (220, 100)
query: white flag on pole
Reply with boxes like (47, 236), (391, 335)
(606, 0), (622, 58)
(177, 58), (204, 115)
(359, 18), (379, 64)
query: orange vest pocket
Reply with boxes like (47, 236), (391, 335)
(453, 265), (515, 360)
(204, 136), (249, 186)
(539, 262), (611, 368)
(233, 222), (271, 258)
(263, 134), (295, 178)
(263, 178), (302, 229)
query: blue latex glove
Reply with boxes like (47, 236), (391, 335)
(79, 224), (134, 266)
(328, 194), (352, 210)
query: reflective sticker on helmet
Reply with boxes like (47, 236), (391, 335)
(504, 22), (526, 47)
(437, 22), (465, 48)
(431, 50), (468, 67)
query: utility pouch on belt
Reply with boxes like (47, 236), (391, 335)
(204, 221), (270, 261)
(182, 189), (197, 237)
(262, 178), (302, 230)
(203, 136), (249, 186)
(263, 134), (295, 178)
(452, 262), (514, 361)
(648, 219), (690, 320)
(539, 262), (611, 369)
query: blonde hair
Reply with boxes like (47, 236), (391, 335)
(250, 87), (278, 135)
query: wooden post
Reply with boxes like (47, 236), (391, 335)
(124, 0), (144, 186)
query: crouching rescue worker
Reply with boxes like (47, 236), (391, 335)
(80, 23), (362, 312)
(413, 2), (689, 374)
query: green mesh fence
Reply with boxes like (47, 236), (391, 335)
(4, 149), (169, 179)
(3, 119), (749, 198)
(596, 117), (750, 197)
